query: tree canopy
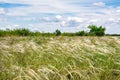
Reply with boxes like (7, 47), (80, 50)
(88, 25), (106, 36)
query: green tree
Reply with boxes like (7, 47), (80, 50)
(13, 28), (31, 36)
(55, 29), (61, 36)
(76, 30), (88, 36)
(88, 25), (106, 36)
(0, 29), (4, 36)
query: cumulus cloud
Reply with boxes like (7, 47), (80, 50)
(108, 18), (115, 21)
(67, 17), (84, 22)
(55, 15), (62, 19)
(42, 17), (51, 22)
(6, 11), (27, 16)
(0, 8), (5, 14)
(0, 24), (20, 30)
(89, 19), (98, 23)
(59, 17), (85, 27)
(93, 2), (106, 7)
(62, 20), (80, 27)
(41, 16), (84, 27)
(116, 10), (120, 13)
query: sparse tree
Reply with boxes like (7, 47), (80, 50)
(88, 25), (105, 36)
(55, 29), (61, 36)
(76, 30), (88, 36)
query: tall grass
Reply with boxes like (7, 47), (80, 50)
(0, 36), (120, 80)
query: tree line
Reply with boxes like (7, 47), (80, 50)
(0, 25), (109, 37)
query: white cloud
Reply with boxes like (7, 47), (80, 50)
(1, 0), (78, 13)
(14, 24), (20, 27)
(116, 9), (120, 13)
(108, 18), (115, 21)
(56, 15), (62, 19)
(93, 2), (106, 7)
(1, 24), (20, 30)
(42, 16), (85, 28)
(1, 0), (100, 16)
(67, 17), (84, 22)
(0, 8), (6, 14)
(42, 17), (51, 22)
(89, 19), (98, 23)
(6, 11), (27, 16)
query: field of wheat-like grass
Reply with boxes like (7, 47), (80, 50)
(0, 36), (120, 80)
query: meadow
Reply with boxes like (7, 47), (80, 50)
(0, 36), (120, 80)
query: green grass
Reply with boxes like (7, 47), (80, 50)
(0, 36), (120, 80)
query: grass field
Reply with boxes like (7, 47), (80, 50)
(0, 36), (120, 80)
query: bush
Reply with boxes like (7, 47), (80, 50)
(42, 32), (54, 37)
(55, 29), (61, 36)
(0, 30), (4, 36)
(88, 25), (106, 36)
(32, 32), (41, 36)
(12, 28), (31, 36)
(76, 31), (88, 36)
(62, 32), (75, 36)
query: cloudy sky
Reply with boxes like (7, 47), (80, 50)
(0, 0), (120, 34)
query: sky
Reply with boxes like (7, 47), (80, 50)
(0, 0), (120, 34)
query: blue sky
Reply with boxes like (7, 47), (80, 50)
(0, 0), (120, 34)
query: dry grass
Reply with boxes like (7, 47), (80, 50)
(0, 36), (120, 80)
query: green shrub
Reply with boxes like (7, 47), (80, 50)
(42, 32), (54, 37)
(32, 32), (41, 36)
(62, 32), (75, 36)
(76, 30), (88, 36)
(12, 28), (31, 36)
(88, 25), (106, 36)
(55, 29), (61, 36)
(0, 29), (4, 36)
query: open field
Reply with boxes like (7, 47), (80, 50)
(0, 36), (120, 80)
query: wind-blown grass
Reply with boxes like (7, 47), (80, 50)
(0, 36), (120, 80)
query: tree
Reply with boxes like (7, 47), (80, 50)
(88, 25), (106, 36)
(55, 29), (61, 36)
(0, 29), (4, 36)
(76, 30), (88, 36)
(13, 28), (31, 36)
